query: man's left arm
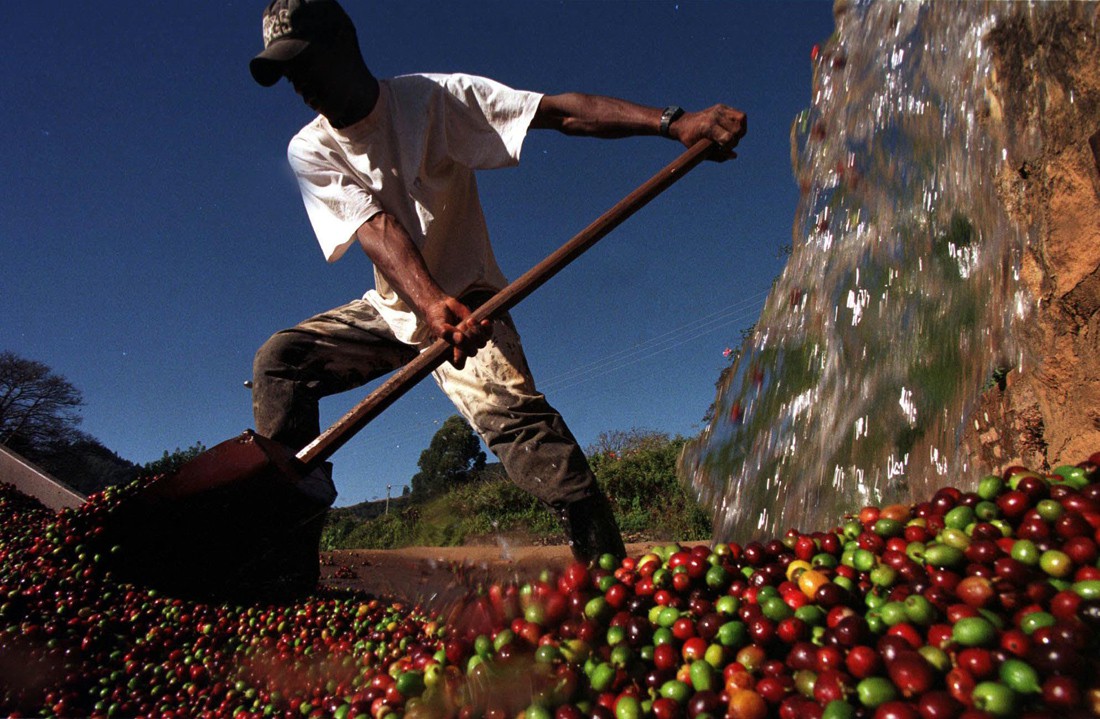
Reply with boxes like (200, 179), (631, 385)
(530, 93), (747, 161)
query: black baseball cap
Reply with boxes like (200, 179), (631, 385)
(250, 0), (354, 87)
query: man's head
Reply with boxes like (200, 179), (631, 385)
(251, 0), (376, 126)
(249, 0), (357, 87)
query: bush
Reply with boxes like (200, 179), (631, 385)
(325, 431), (712, 549)
(590, 436), (711, 540)
(337, 510), (417, 550)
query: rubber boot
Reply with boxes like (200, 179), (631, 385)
(276, 507), (326, 596)
(558, 491), (626, 564)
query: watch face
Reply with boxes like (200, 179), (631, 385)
(661, 106), (683, 136)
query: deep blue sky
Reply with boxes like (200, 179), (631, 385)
(2, 2), (835, 507)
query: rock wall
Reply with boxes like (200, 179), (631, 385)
(965, 3), (1100, 472)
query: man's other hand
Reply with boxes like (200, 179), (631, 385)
(425, 297), (492, 369)
(672, 104), (747, 161)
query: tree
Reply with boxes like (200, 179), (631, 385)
(0, 350), (137, 495)
(142, 442), (208, 477)
(0, 350), (84, 451)
(409, 415), (486, 500)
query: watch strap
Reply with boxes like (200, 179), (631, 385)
(659, 105), (685, 137)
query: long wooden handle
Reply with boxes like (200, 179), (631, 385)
(297, 139), (715, 467)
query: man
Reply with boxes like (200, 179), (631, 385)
(248, 0), (746, 584)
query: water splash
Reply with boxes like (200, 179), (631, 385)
(492, 520), (514, 560)
(683, 1), (1044, 542)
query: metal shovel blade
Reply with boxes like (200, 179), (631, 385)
(99, 431), (328, 599)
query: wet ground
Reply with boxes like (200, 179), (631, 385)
(319, 541), (703, 607)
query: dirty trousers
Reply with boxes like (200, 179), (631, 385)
(251, 298), (598, 509)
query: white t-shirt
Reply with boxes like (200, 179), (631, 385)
(287, 73), (544, 344)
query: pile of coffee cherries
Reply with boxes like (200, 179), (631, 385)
(1, 456), (1099, 719)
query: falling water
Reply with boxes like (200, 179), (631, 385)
(683, 1), (1050, 542)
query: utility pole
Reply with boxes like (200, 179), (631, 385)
(385, 484), (392, 515)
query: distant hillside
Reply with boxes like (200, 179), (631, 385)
(332, 494), (411, 522)
(321, 442), (710, 550)
(332, 463), (508, 521)
(11, 437), (137, 497)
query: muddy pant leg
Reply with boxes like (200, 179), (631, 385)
(252, 299), (418, 451)
(432, 314), (625, 561)
(250, 300), (418, 592)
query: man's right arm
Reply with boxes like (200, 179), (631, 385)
(354, 212), (490, 368)
(530, 93), (747, 161)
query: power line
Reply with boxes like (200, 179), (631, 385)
(537, 290), (768, 393)
(332, 290), (769, 447)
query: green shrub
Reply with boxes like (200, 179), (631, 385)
(325, 432), (711, 549)
(591, 437), (711, 541)
(338, 511), (416, 550)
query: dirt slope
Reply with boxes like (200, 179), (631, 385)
(964, 3), (1100, 472)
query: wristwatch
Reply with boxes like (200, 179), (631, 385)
(659, 105), (685, 137)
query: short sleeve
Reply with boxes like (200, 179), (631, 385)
(288, 136), (382, 262)
(439, 74), (544, 170)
